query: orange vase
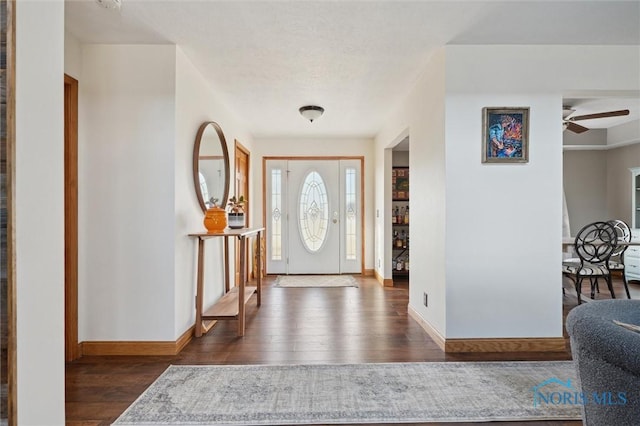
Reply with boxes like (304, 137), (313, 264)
(203, 207), (227, 232)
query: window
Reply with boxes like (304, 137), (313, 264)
(271, 169), (282, 260)
(345, 168), (357, 260)
(299, 171), (329, 252)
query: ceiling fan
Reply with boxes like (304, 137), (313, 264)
(563, 106), (630, 133)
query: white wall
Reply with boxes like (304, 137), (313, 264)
(174, 47), (254, 338)
(444, 45), (639, 339)
(608, 119), (640, 147)
(445, 92), (563, 338)
(375, 49), (448, 336)
(563, 120), (639, 149)
(607, 143), (640, 226)
(563, 142), (640, 237)
(78, 45), (177, 340)
(16, 1), (66, 424)
(68, 43), (255, 344)
(448, 46), (639, 94)
(374, 45), (639, 341)
(253, 137), (375, 270)
(562, 120), (639, 235)
(392, 150), (409, 167)
(563, 151), (608, 235)
(563, 128), (607, 147)
(64, 30), (81, 80)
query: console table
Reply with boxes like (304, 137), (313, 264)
(188, 227), (264, 337)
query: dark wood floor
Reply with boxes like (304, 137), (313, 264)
(66, 275), (637, 425)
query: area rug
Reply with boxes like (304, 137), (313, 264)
(274, 274), (358, 288)
(112, 361), (581, 425)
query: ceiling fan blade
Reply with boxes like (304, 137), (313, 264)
(568, 109), (630, 121)
(565, 122), (590, 134)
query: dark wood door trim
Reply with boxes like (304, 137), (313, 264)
(234, 140), (250, 225)
(64, 74), (80, 361)
(234, 141), (251, 283)
(4, 0), (17, 422)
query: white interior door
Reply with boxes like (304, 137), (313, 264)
(265, 159), (362, 274)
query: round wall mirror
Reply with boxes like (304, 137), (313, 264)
(193, 121), (230, 212)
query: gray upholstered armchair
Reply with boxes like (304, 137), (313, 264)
(566, 299), (640, 425)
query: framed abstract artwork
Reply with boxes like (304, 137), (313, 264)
(482, 107), (530, 163)
(392, 167), (409, 200)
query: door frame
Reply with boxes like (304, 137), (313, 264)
(234, 140), (250, 284)
(262, 156), (365, 274)
(4, 0), (17, 421)
(64, 74), (80, 361)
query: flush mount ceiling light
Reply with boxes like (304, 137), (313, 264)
(299, 105), (324, 123)
(95, 0), (122, 10)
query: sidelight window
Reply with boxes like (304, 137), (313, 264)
(271, 169), (282, 260)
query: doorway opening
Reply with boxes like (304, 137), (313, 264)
(391, 136), (410, 287)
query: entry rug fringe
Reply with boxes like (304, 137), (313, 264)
(113, 361), (581, 425)
(274, 274), (358, 288)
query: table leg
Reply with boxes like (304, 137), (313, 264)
(223, 237), (230, 293)
(238, 236), (246, 336)
(195, 238), (205, 337)
(257, 231), (262, 306)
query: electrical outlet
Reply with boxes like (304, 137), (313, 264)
(423, 292), (428, 307)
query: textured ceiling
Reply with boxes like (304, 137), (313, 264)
(65, 0), (640, 138)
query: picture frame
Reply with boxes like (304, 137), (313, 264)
(392, 167), (409, 200)
(482, 107), (530, 163)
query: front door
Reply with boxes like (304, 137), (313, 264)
(265, 158), (362, 274)
(287, 160), (340, 273)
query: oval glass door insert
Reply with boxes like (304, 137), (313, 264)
(299, 171), (329, 252)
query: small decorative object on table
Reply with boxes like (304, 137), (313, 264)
(227, 195), (246, 229)
(203, 198), (226, 232)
